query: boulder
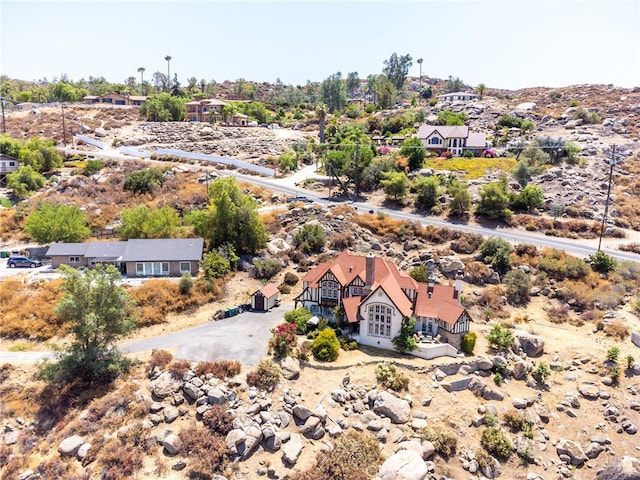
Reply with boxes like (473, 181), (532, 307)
(379, 449), (428, 480)
(225, 429), (246, 454)
(282, 433), (304, 465)
(556, 439), (587, 466)
(596, 456), (640, 480)
(280, 356), (300, 380)
(163, 434), (182, 455)
(151, 371), (183, 399)
(94, 127), (107, 137)
(373, 391), (411, 424)
(515, 331), (545, 357)
(58, 435), (84, 457)
(578, 382), (600, 400)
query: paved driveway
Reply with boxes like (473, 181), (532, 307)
(119, 304), (289, 365)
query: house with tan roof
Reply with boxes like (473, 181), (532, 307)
(417, 125), (486, 157)
(185, 98), (227, 122)
(294, 251), (472, 357)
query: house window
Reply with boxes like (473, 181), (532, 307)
(180, 262), (191, 274)
(9, 162), (15, 166)
(69, 256), (80, 263)
(367, 304), (392, 338)
(351, 285), (363, 296)
(321, 280), (339, 299)
(429, 137), (442, 145)
(136, 263), (144, 275)
(136, 262), (170, 276)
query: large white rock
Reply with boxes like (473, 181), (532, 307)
(379, 449), (428, 480)
(58, 435), (84, 456)
(373, 391), (411, 424)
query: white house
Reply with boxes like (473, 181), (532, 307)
(295, 251), (472, 357)
(0, 154), (19, 187)
(437, 91), (479, 102)
(417, 125), (486, 157)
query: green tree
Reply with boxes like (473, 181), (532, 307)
(503, 269), (530, 304)
(200, 251), (230, 279)
(293, 223), (326, 254)
(588, 251), (617, 275)
(312, 328), (340, 362)
(476, 83), (487, 99)
(480, 237), (513, 274)
(44, 265), (137, 383)
(448, 180), (471, 216)
(139, 92), (185, 121)
(409, 265), (429, 282)
(6, 165), (45, 197)
(321, 72), (347, 113)
(375, 77), (398, 109)
(400, 137), (426, 171)
(123, 168), (165, 194)
(381, 171), (409, 201)
(346, 71), (360, 98)
(436, 109), (467, 126)
(392, 317), (418, 353)
(443, 75), (465, 94)
(119, 205), (180, 240)
(193, 177), (267, 254)
(382, 52), (413, 90)
(414, 176), (440, 209)
(476, 180), (512, 219)
(511, 185), (544, 212)
(25, 203), (90, 244)
(419, 86), (433, 100)
(285, 307), (313, 335)
(316, 104), (327, 144)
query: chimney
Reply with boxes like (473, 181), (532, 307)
(364, 254), (375, 294)
(453, 270), (463, 304)
(427, 270), (435, 297)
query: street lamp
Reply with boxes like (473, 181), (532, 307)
(598, 144), (621, 252)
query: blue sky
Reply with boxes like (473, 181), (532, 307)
(2, 0), (639, 90)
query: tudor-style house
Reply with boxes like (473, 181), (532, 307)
(295, 251), (472, 352)
(417, 125), (486, 157)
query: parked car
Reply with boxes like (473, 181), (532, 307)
(7, 256), (42, 268)
(287, 195), (313, 203)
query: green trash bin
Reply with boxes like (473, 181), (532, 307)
(0, 251), (7, 258)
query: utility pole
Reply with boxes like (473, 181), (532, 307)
(0, 97), (6, 133)
(61, 103), (67, 146)
(353, 144), (360, 200)
(598, 144), (620, 252)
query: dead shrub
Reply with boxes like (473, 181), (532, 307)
(450, 232), (483, 254)
(604, 321), (630, 340)
(96, 438), (143, 480)
(180, 422), (228, 478)
(168, 360), (191, 380)
(201, 404), (234, 436)
(330, 232), (354, 250)
(194, 360), (241, 379)
(462, 260), (491, 285)
(283, 272), (299, 286)
(619, 243), (640, 254)
(547, 305), (570, 323)
(147, 349), (173, 374)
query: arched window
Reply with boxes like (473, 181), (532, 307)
(367, 304), (393, 337)
(321, 280), (339, 300)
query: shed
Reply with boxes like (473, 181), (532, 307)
(251, 283), (280, 311)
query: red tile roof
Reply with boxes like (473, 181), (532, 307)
(258, 283), (280, 298)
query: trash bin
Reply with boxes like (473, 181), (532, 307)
(0, 251), (7, 258)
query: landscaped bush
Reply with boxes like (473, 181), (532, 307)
(419, 426), (458, 457)
(312, 328), (340, 362)
(340, 336), (358, 351)
(375, 362), (409, 392)
(284, 307), (313, 335)
(246, 359), (280, 391)
(194, 360), (241, 379)
(270, 322), (298, 357)
(461, 332), (477, 354)
(481, 427), (513, 460)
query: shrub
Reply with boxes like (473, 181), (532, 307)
(375, 362), (409, 392)
(253, 258), (282, 279)
(503, 409), (527, 431)
(147, 349), (173, 373)
(201, 404), (234, 435)
(312, 328), (340, 361)
(610, 365), (620, 385)
(419, 426), (457, 457)
(340, 336), (358, 351)
(123, 167), (165, 194)
(532, 362), (551, 384)
(503, 269), (530, 304)
(391, 317), (418, 353)
(270, 322), (298, 357)
(83, 159), (103, 176)
(194, 360), (241, 379)
(246, 358), (280, 391)
(461, 332), (477, 354)
(168, 359), (191, 380)
(295, 341), (313, 361)
(179, 272), (194, 295)
(547, 304), (570, 323)
(626, 355), (635, 370)
(293, 223), (326, 254)
(604, 321), (630, 340)
(606, 346), (620, 362)
(180, 423), (228, 477)
(588, 251), (617, 275)
(481, 427), (513, 460)
(494, 372), (504, 386)
(283, 272), (299, 286)
(486, 325), (514, 350)
(480, 237), (513, 274)
(285, 307), (313, 334)
(538, 248), (589, 280)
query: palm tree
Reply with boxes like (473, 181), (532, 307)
(316, 104), (327, 144)
(137, 67), (145, 94)
(164, 55), (172, 89)
(476, 83), (486, 99)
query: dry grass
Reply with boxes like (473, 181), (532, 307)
(423, 157), (517, 180)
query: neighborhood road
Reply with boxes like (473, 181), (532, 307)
(0, 304), (289, 366)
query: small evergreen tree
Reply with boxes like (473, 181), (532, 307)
(392, 317), (418, 353)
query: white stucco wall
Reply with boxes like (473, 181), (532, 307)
(357, 288), (404, 351)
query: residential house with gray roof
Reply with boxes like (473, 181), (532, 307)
(46, 238), (204, 277)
